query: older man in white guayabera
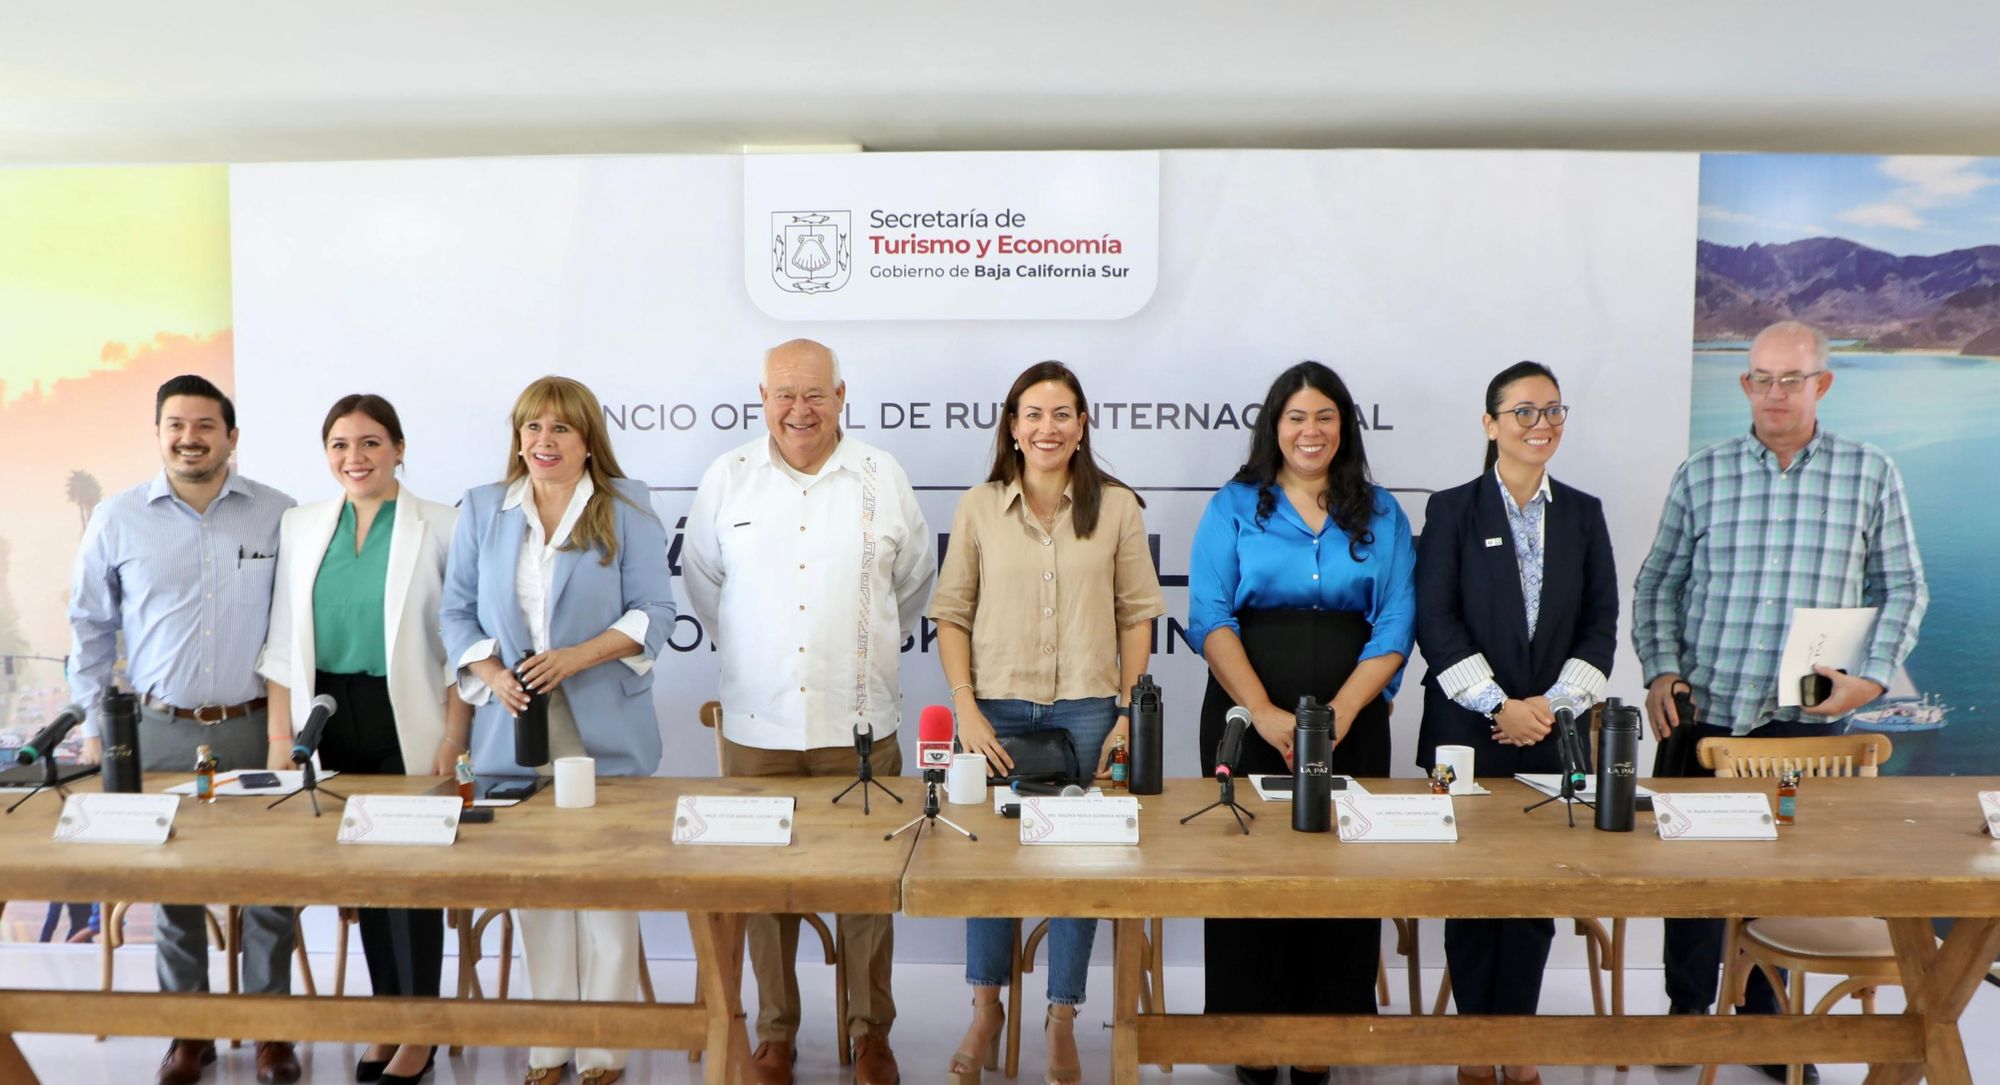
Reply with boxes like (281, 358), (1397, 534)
(681, 339), (935, 1085)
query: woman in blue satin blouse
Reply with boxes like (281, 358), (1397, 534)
(1187, 361), (1416, 1085)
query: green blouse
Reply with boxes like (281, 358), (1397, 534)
(312, 500), (395, 677)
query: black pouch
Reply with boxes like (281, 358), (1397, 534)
(1652, 680), (1701, 778)
(987, 730), (1084, 786)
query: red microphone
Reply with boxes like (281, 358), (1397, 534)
(917, 704), (956, 776)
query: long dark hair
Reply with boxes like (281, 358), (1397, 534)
(1482, 361), (1561, 475)
(1234, 361), (1377, 559)
(985, 360), (1140, 538)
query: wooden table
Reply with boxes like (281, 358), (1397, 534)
(0, 774), (913, 1085)
(901, 777), (2000, 1084)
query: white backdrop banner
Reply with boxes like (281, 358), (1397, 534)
(231, 149), (1698, 962)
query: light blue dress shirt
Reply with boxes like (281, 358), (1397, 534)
(1187, 479), (1417, 699)
(67, 471), (295, 737)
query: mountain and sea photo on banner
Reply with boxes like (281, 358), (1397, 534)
(1694, 152), (2000, 774)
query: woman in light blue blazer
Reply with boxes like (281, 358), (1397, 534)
(439, 375), (674, 1085)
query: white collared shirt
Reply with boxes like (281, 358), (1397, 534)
(456, 475), (650, 704)
(682, 434), (935, 751)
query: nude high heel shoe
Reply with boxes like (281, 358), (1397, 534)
(947, 996), (1004, 1085)
(1044, 1004), (1081, 1085)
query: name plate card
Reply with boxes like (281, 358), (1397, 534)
(337, 795), (463, 846)
(1335, 794), (1458, 843)
(1980, 791), (2000, 836)
(673, 796), (795, 846)
(1653, 792), (1778, 841)
(53, 793), (180, 845)
(1020, 796), (1140, 845)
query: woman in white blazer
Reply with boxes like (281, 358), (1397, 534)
(258, 394), (468, 1085)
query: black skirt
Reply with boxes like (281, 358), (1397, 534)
(1199, 609), (1390, 1016)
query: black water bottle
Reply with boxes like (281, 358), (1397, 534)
(1594, 697), (1640, 832)
(1292, 696), (1333, 833)
(1127, 674), (1164, 796)
(513, 662), (551, 769)
(100, 691), (143, 793)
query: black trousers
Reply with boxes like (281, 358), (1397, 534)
(1661, 717), (1846, 1014)
(1199, 609), (1390, 1017)
(314, 671), (445, 1000)
(1439, 721), (1576, 1016)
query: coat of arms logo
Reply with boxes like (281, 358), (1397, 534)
(771, 211), (851, 293)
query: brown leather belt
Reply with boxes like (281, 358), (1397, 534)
(142, 696), (269, 723)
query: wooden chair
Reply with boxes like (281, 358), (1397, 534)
(1695, 733), (1900, 1085)
(694, 700), (849, 1066)
(98, 903), (318, 1044)
(1006, 916), (1171, 1077)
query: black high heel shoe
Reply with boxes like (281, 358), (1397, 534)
(355, 1048), (393, 1082)
(378, 1047), (436, 1085)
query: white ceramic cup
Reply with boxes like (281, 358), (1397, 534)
(554, 756), (597, 808)
(946, 752), (987, 805)
(1435, 744), (1477, 795)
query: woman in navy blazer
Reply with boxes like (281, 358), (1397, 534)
(439, 376), (674, 1085)
(1415, 361), (1616, 1085)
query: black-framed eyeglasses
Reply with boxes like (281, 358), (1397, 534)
(1502, 404), (1569, 427)
(1744, 370), (1826, 395)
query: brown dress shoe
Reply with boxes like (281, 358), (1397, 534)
(852, 1033), (900, 1085)
(157, 1039), (216, 1085)
(255, 1041), (302, 1085)
(750, 1040), (795, 1085)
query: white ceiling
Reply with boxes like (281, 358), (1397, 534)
(5, 0), (2000, 165)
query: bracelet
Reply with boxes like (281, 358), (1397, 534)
(949, 682), (974, 698)
(441, 735), (468, 752)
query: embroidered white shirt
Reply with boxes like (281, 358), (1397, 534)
(682, 435), (935, 751)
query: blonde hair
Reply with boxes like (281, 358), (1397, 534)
(505, 376), (636, 565)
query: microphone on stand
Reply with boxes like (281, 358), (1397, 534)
(290, 694), (339, 766)
(885, 706), (977, 841)
(1182, 705), (1256, 834)
(1215, 706), (1251, 781)
(15, 704), (87, 765)
(1549, 692), (1591, 793)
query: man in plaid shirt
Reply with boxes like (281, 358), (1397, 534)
(1633, 320), (1928, 1082)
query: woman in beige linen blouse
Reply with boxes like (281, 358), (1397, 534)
(928, 360), (1164, 1085)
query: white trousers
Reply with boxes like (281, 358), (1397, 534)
(518, 908), (642, 1071)
(520, 689), (640, 1073)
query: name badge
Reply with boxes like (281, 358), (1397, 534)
(1336, 794), (1458, 843)
(1484, 537), (1505, 548)
(673, 795), (796, 846)
(1980, 791), (2000, 836)
(1020, 796), (1140, 845)
(337, 795), (463, 846)
(53, 793), (180, 845)
(1652, 792), (1778, 840)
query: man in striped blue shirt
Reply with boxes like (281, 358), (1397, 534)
(68, 375), (300, 1085)
(1633, 321), (1927, 1083)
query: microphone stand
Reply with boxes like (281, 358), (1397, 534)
(831, 744), (903, 816)
(1181, 772), (1255, 835)
(885, 774), (977, 842)
(1522, 711), (1594, 828)
(5, 756), (97, 815)
(267, 758), (346, 817)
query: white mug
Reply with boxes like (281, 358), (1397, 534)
(946, 752), (987, 806)
(554, 756), (597, 808)
(1435, 745), (1477, 795)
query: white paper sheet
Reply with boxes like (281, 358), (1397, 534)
(1777, 606), (1878, 707)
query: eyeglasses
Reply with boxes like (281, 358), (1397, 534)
(1744, 370), (1826, 396)
(1501, 404), (1569, 427)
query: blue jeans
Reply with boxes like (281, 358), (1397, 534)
(965, 696), (1116, 1005)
